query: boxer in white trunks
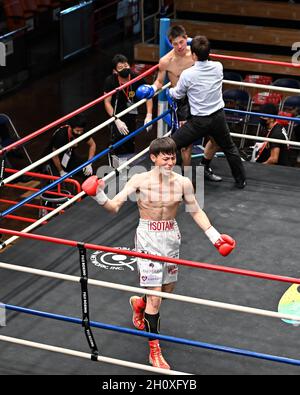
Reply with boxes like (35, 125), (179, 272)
(82, 137), (235, 370)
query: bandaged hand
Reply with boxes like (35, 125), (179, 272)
(83, 164), (93, 176)
(115, 119), (129, 135)
(59, 170), (68, 177)
(144, 113), (153, 132)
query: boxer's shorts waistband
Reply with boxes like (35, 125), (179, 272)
(138, 219), (178, 232)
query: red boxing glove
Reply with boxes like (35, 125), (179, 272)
(205, 227), (236, 257)
(214, 234), (236, 256)
(82, 176), (107, 205)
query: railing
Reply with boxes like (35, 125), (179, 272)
(93, 0), (119, 25)
(0, 114), (32, 166)
(1, 168), (81, 224)
(93, 0), (127, 45)
(5, 168), (81, 195)
(140, 0), (174, 43)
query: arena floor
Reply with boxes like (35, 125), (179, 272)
(0, 158), (300, 375)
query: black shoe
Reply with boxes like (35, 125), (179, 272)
(235, 180), (247, 189)
(204, 168), (223, 182)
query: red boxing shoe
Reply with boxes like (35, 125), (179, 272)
(129, 296), (146, 331)
(149, 340), (170, 370)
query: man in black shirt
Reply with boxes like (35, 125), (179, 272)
(104, 54), (153, 155)
(254, 103), (291, 166)
(47, 114), (96, 178)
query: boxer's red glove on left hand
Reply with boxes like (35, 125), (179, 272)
(205, 227), (236, 257)
(82, 176), (108, 206)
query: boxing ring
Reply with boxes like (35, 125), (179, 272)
(1, 159), (300, 375)
(1, 22), (300, 375)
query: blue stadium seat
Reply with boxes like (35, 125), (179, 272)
(272, 78), (300, 89)
(223, 89), (251, 149)
(282, 95), (300, 110)
(281, 96), (300, 142)
(223, 89), (250, 104)
(223, 71), (243, 82)
(223, 89), (251, 113)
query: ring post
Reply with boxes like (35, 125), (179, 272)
(157, 18), (171, 137)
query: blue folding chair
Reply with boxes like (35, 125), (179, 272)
(282, 95), (300, 111)
(223, 71), (243, 82)
(223, 89), (251, 124)
(272, 78), (300, 89)
(223, 89), (252, 149)
(281, 96), (300, 140)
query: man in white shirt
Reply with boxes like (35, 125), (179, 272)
(169, 36), (246, 188)
(136, 25), (222, 182)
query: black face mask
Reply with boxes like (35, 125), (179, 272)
(259, 118), (268, 129)
(118, 68), (131, 79)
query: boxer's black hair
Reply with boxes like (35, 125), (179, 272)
(149, 137), (177, 157)
(168, 25), (187, 41)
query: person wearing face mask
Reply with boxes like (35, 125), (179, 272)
(103, 54), (153, 156)
(252, 103), (291, 166)
(43, 114), (96, 179)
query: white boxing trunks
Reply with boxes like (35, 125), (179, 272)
(135, 219), (181, 287)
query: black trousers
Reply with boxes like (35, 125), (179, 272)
(171, 109), (246, 183)
(176, 97), (191, 122)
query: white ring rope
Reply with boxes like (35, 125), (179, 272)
(223, 79), (300, 95)
(3, 76), (300, 243)
(4, 79), (299, 186)
(0, 261), (298, 323)
(0, 335), (191, 375)
(2, 64), (300, 376)
(2, 83), (171, 186)
(1, 131), (171, 248)
(231, 133), (300, 147)
(3, 79), (299, 187)
(224, 78), (300, 147)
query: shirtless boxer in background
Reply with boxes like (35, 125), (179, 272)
(137, 25), (222, 182)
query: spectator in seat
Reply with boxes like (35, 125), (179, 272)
(43, 114), (96, 181)
(252, 103), (291, 166)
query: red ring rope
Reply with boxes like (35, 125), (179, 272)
(211, 53), (300, 68)
(2, 51), (299, 157)
(0, 65), (159, 156)
(0, 228), (299, 285)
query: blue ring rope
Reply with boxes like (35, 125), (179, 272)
(164, 28), (300, 125)
(225, 108), (300, 123)
(1, 110), (171, 218)
(4, 303), (300, 367)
